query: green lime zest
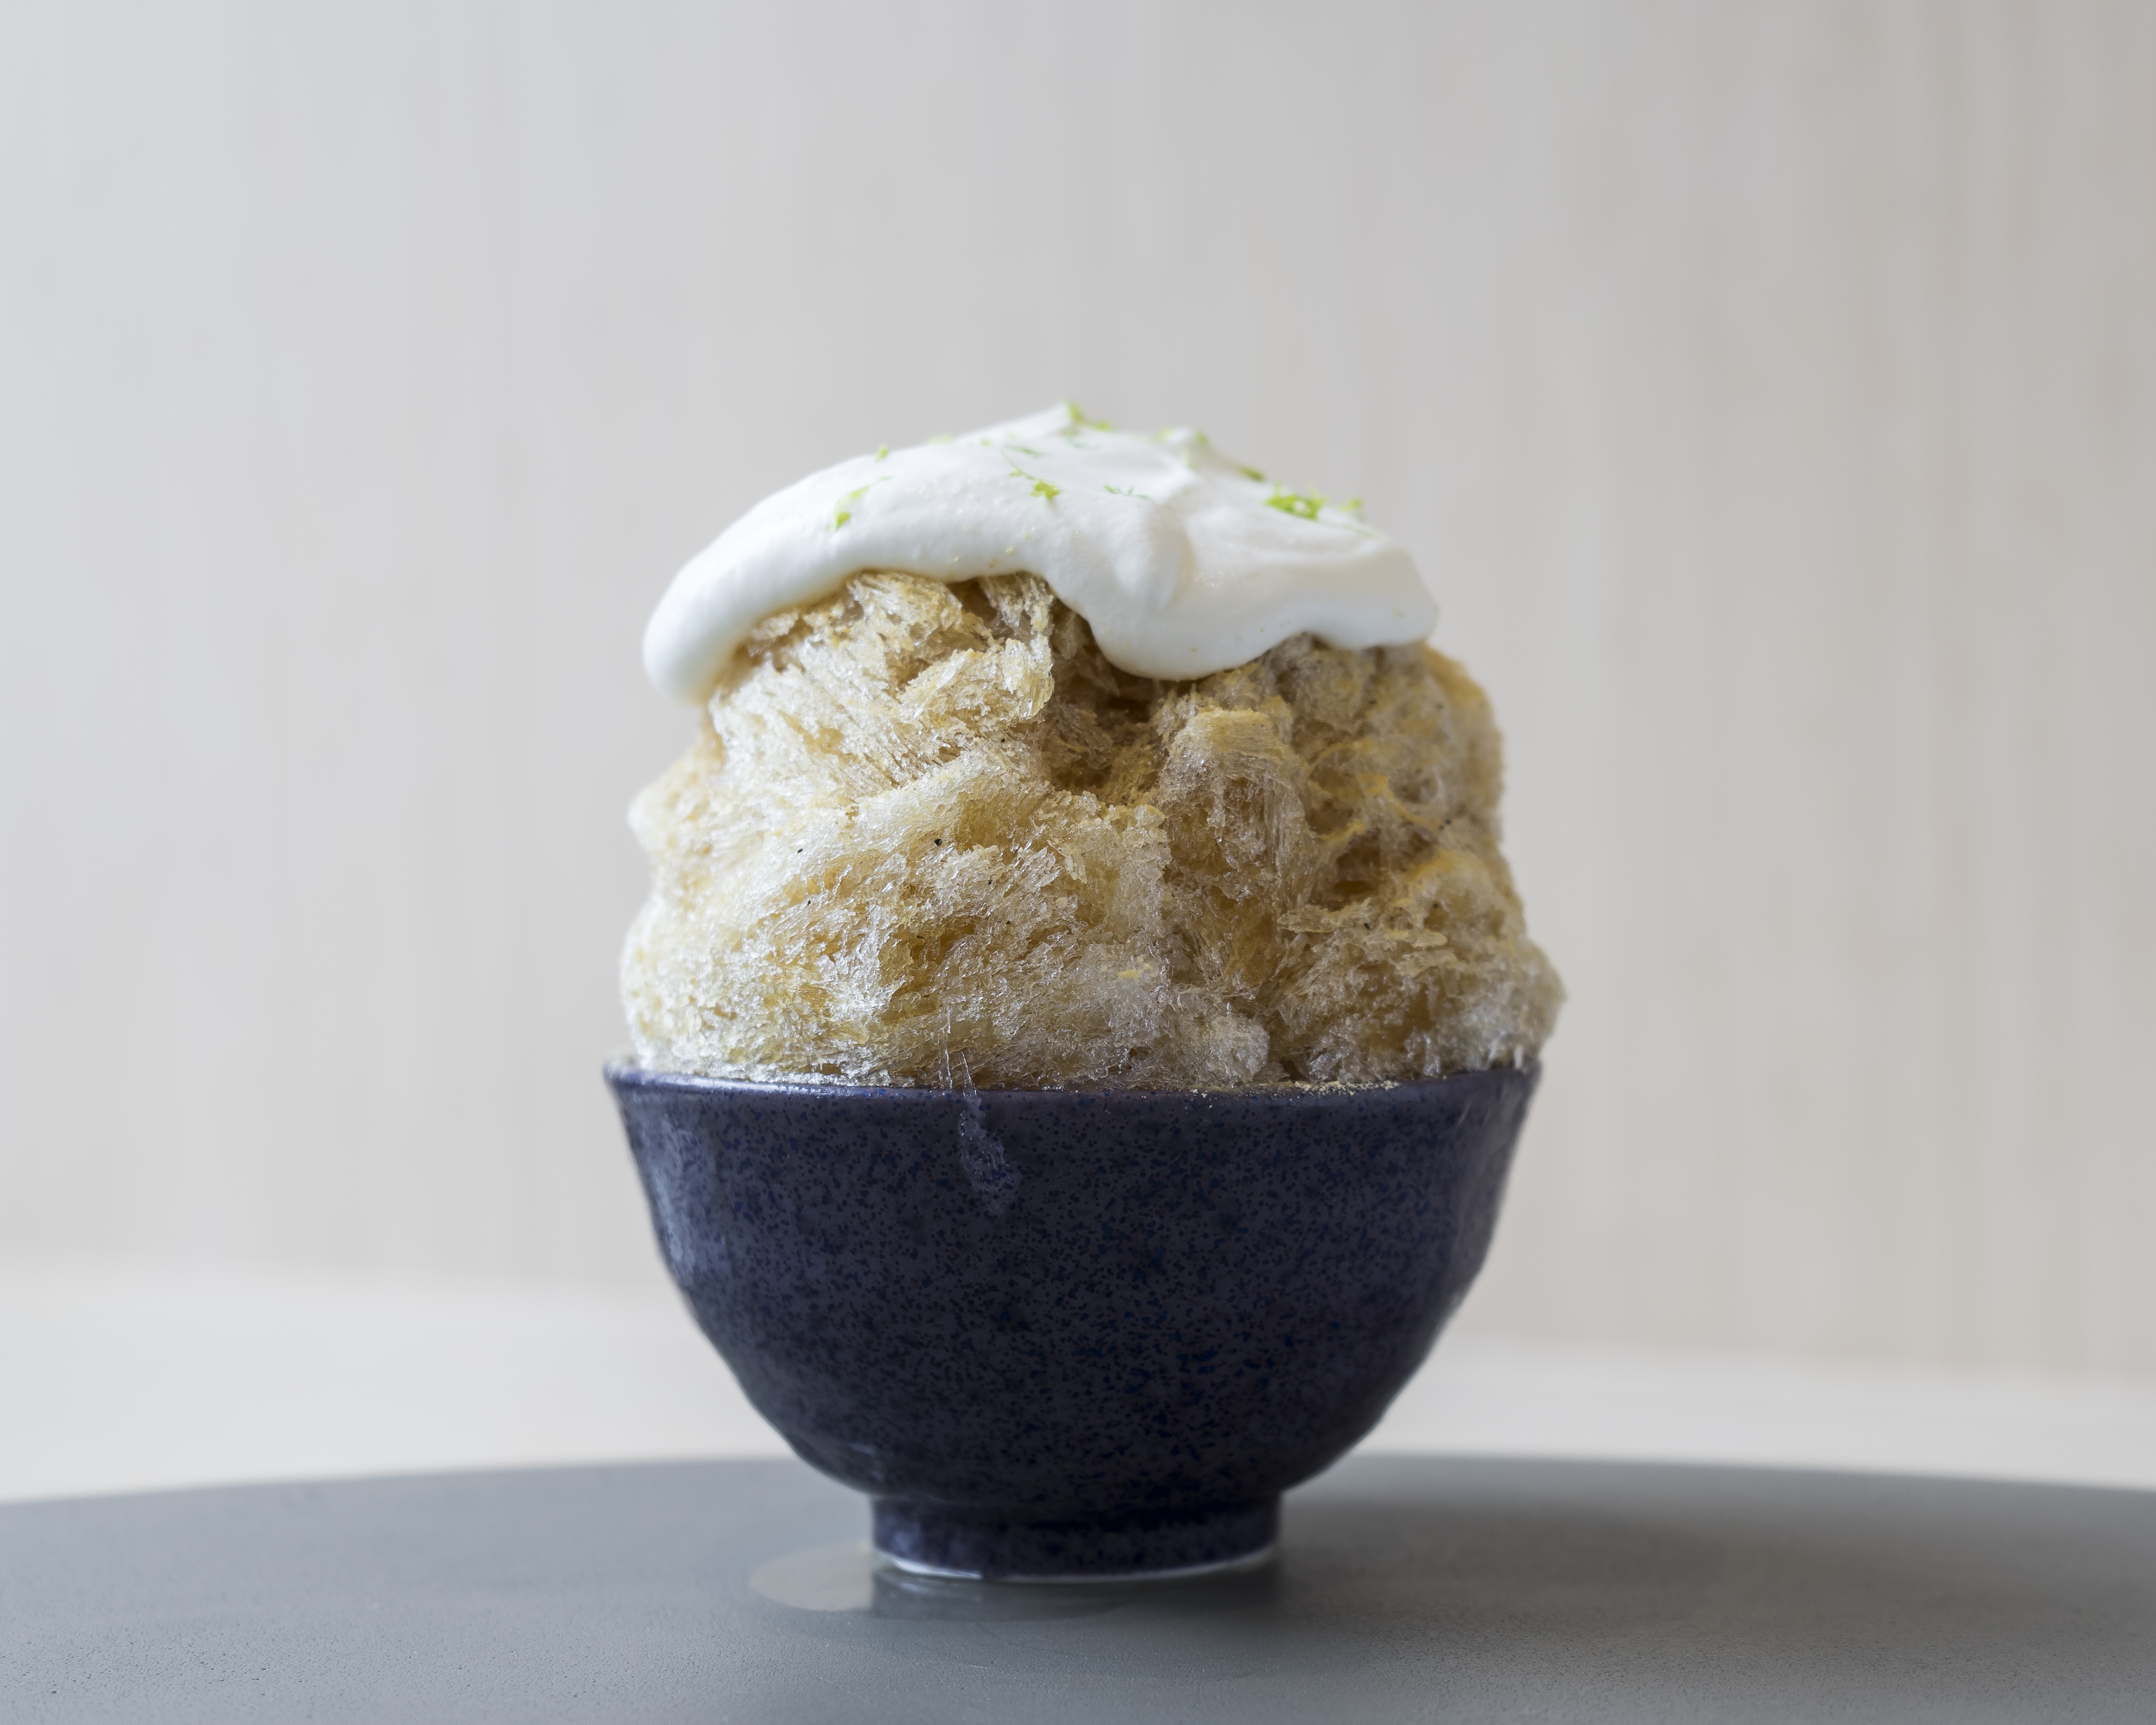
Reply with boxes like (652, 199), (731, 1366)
(1265, 487), (1326, 521)
(1006, 460), (1060, 502)
(832, 478), (888, 530)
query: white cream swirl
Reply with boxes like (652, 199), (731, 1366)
(645, 404), (1436, 701)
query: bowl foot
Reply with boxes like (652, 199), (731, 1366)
(870, 1497), (1279, 1582)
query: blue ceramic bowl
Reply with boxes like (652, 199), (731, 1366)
(606, 1064), (1536, 1580)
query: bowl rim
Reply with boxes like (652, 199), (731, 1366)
(603, 1056), (1538, 1107)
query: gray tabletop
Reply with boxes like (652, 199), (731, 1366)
(4, 1453), (2152, 1723)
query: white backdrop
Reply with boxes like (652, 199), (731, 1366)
(4, 0), (2151, 1376)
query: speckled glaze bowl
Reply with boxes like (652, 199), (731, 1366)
(605, 1064), (1536, 1581)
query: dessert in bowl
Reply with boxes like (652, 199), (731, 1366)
(609, 406), (1559, 1578)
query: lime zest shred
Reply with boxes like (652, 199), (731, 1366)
(832, 478), (888, 530)
(1062, 401), (1112, 432)
(1006, 460), (1060, 502)
(1265, 487), (1326, 521)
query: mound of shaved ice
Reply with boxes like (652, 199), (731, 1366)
(622, 570), (1560, 1088)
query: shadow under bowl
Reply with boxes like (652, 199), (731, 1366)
(605, 1063), (1536, 1580)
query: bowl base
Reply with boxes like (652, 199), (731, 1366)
(870, 1496), (1279, 1583)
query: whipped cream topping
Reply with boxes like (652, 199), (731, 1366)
(645, 404), (1436, 701)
